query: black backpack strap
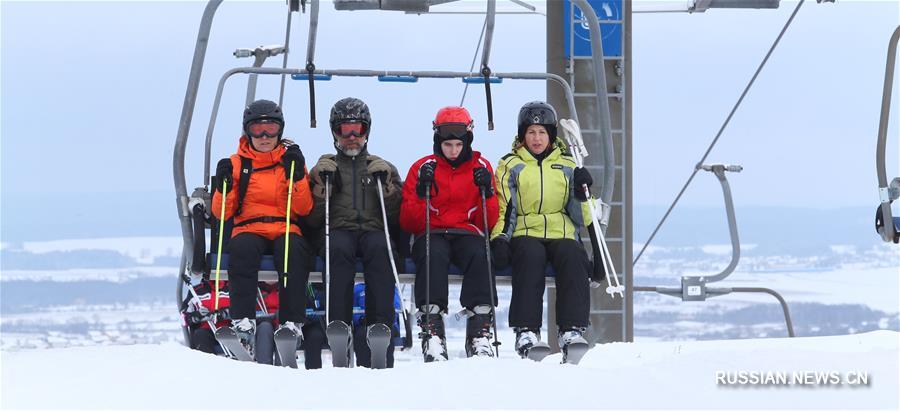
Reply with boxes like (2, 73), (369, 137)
(235, 156), (253, 216)
(234, 215), (302, 228)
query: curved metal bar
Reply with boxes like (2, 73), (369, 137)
(173, 0), (224, 346)
(876, 26), (900, 243)
(634, 285), (795, 337)
(702, 167), (741, 283)
(572, 0), (615, 208)
(724, 287), (795, 338)
(201, 66), (581, 177)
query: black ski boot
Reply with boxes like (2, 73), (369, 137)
(464, 305), (494, 358)
(418, 305), (448, 363)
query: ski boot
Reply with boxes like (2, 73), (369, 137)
(215, 317), (256, 361)
(558, 327), (589, 365)
(514, 328), (551, 361)
(464, 305), (495, 358)
(418, 304), (448, 363)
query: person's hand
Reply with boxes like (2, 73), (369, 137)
(368, 158), (392, 185)
(186, 304), (211, 324)
(473, 167), (493, 198)
(312, 157), (340, 196)
(572, 167), (593, 202)
(282, 145), (306, 181)
(415, 161), (437, 198)
(490, 238), (511, 270)
(214, 158), (233, 193)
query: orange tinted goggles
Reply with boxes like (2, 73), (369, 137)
(247, 120), (282, 138)
(333, 122), (367, 138)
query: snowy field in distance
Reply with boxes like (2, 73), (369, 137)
(2, 331), (897, 410)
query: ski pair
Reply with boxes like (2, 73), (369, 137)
(214, 322), (303, 368)
(517, 330), (589, 365)
(326, 320), (392, 369)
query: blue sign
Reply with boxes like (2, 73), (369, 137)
(563, 0), (623, 58)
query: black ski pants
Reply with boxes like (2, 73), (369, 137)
(227, 232), (310, 324)
(411, 233), (497, 313)
(508, 237), (590, 329)
(300, 321), (326, 369)
(191, 328), (218, 354)
(327, 229), (396, 328)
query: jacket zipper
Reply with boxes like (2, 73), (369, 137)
(352, 157), (361, 226)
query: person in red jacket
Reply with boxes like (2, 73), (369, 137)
(399, 106), (499, 362)
(211, 99), (314, 355)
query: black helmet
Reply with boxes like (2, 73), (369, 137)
(243, 99), (284, 137)
(517, 101), (557, 142)
(329, 97), (371, 135)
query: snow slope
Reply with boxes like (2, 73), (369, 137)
(2, 331), (897, 410)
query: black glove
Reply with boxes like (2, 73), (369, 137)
(282, 145), (306, 182)
(214, 158), (233, 193)
(185, 304), (211, 324)
(473, 167), (494, 198)
(573, 167), (593, 202)
(490, 238), (511, 270)
(416, 161), (437, 199)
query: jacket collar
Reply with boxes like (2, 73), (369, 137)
(237, 136), (284, 166)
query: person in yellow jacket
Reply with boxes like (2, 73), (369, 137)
(490, 101), (594, 362)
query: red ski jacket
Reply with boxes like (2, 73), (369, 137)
(399, 151), (499, 237)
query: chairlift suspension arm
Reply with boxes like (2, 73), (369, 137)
(306, 0), (320, 127)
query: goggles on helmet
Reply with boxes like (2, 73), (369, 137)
(333, 121), (368, 139)
(247, 120), (282, 138)
(434, 123), (471, 140)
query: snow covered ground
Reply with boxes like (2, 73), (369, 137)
(2, 331), (897, 410)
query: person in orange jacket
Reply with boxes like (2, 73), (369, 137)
(211, 99), (314, 353)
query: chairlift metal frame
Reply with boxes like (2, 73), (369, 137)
(172, 0), (617, 346)
(875, 26), (900, 244)
(634, 164), (796, 338)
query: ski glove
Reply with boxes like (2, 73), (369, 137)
(313, 157), (341, 196)
(416, 161), (437, 198)
(368, 158), (392, 185)
(572, 167), (593, 202)
(282, 145), (306, 182)
(214, 158), (233, 193)
(490, 238), (511, 270)
(185, 304), (211, 324)
(473, 167), (494, 198)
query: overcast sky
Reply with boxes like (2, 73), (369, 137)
(2, 0), (898, 211)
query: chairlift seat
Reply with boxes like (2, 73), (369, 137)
(205, 253), (558, 284)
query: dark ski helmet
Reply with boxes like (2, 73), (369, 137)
(243, 99), (284, 138)
(329, 97), (372, 136)
(517, 101), (557, 142)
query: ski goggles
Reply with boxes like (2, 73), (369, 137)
(434, 123), (471, 140)
(332, 121), (368, 139)
(246, 120), (283, 138)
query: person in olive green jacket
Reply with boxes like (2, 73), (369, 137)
(306, 97), (403, 368)
(490, 101), (596, 362)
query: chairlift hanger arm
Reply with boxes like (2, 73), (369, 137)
(480, 0), (496, 130)
(876, 26), (900, 243)
(695, 164), (742, 283)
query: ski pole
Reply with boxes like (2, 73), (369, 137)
(375, 178), (412, 333)
(559, 119), (624, 297)
(283, 161), (296, 288)
(214, 178), (228, 312)
(323, 173), (332, 326)
(424, 182), (432, 325)
(479, 188), (502, 357)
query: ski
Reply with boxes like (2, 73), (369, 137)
(326, 320), (353, 368)
(215, 327), (253, 362)
(561, 341), (589, 365)
(366, 323), (392, 369)
(526, 342), (552, 362)
(274, 327), (300, 369)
